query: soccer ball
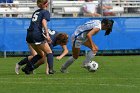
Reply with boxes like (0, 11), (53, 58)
(86, 61), (99, 72)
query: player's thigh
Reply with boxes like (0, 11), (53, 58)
(30, 44), (45, 57)
(28, 43), (37, 56)
(38, 42), (52, 54)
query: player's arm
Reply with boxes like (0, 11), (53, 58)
(42, 19), (48, 34)
(42, 19), (51, 43)
(56, 45), (68, 60)
(86, 28), (100, 54)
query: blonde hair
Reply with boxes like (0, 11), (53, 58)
(37, 0), (48, 8)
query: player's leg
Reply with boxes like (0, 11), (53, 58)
(22, 44), (44, 74)
(60, 46), (80, 73)
(27, 54), (48, 74)
(28, 43), (37, 56)
(38, 42), (55, 74)
(16, 55), (34, 67)
(22, 42), (52, 74)
(22, 51), (46, 74)
(82, 40), (96, 67)
(25, 44), (46, 71)
(34, 56), (46, 68)
(15, 56), (34, 75)
(15, 44), (37, 74)
(60, 36), (81, 73)
(17, 44), (37, 66)
(45, 62), (49, 74)
(28, 44), (46, 70)
(15, 56), (29, 74)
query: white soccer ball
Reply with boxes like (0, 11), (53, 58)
(86, 61), (99, 72)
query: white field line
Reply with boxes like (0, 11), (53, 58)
(0, 81), (138, 88)
(0, 77), (139, 88)
(0, 77), (140, 80)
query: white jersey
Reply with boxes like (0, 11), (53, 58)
(72, 20), (101, 48)
(73, 20), (101, 40)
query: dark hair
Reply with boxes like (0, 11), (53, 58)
(56, 33), (68, 45)
(102, 18), (114, 36)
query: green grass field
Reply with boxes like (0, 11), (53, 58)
(0, 56), (140, 93)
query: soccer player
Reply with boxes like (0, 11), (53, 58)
(60, 18), (114, 73)
(17, 0), (55, 74)
(15, 29), (69, 75)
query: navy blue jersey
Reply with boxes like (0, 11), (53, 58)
(48, 29), (59, 49)
(26, 9), (50, 44)
(29, 9), (50, 33)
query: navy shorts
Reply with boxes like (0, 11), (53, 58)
(26, 30), (46, 45)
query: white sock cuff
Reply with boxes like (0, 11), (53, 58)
(86, 50), (96, 60)
(83, 51), (96, 65)
(88, 51), (94, 57)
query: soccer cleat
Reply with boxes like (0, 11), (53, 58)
(22, 61), (35, 75)
(60, 68), (68, 73)
(15, 63), (21, 75)
(48, 69), (56, 74)
(21, 66), (31, 75)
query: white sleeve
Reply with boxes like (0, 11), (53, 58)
(94, 20), (101, 29)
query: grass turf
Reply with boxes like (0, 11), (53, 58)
(0, 56), (140, 93)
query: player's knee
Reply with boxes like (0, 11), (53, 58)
(28, 55), (33, 61)
(73, 55), (79, 59)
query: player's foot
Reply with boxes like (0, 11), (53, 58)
(15, 63), (21, 75)
(60, 68), (68, 73)
(21, 67), (31, 75)
(81, 64), (88, 68)
(48, 69), (56, 74)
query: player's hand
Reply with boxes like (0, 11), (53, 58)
(94, 45), (98, 52)
(92, 49), (97, 55)
(56, 56), (62, 60)
(92, 46), (98, 54)
(46, 33), (52, 43)
(42, 33), (52, 43)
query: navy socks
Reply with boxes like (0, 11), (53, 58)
(24, 55), (42, 73)
(46, 53), (54, 70)
(18, 57), (28, 66)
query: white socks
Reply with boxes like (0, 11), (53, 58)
(61, 56), (76, 70)
(61, 51), (95, 70)
(83, 51), (95, 65)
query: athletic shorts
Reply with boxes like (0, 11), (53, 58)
(71, 34), (88, 48)
(26, 30), (46, 45)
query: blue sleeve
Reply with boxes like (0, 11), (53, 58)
(43, 10), (50, 21)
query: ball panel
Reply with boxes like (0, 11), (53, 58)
(87, 61), (99, 72)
